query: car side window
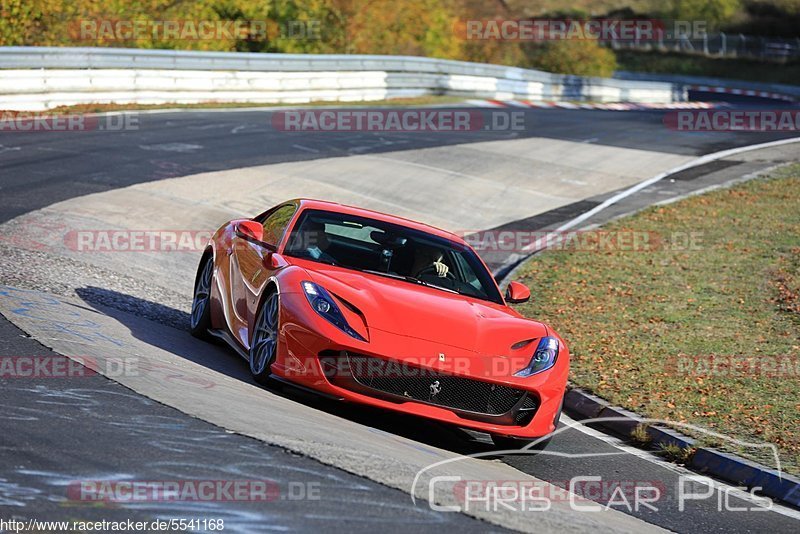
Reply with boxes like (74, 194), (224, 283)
(261, 204), (297, 247)
(451, 250), (483, 291)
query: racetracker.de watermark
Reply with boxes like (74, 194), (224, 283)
(664, 109), (800, 131)
(70, 19), (321, 41)
(0, 355), (222, 388)
(0, 355), (136, 378)
(666, 354), (800, 377)
(455, 19), (709, 41)
(62, 229), (704, 255)
(459, 230), (704, 253)
(67, 479), (319, 502)
(270, 109), (526, 132)
(64, 230), (214, 252)
(0, 112), (139, 132)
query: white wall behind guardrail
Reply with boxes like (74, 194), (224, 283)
(0, 47), (684, 111)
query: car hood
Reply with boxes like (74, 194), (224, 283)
(303, 263), (548, 354)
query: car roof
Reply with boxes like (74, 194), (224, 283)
(294, 199), (466, 244)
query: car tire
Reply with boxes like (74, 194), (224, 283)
(190, 256), (214, 340)
(249, 292), (280, 386)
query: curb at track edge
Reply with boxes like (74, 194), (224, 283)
(496, 136), (800, 510)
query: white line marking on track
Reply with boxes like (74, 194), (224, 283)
(561, 415), (800, 520)
(139, 143), (204, 153)
(555, 136), (800, 235)
(0, 144), (21, 155)
(188, 123), (230, 130)
(292, 144), (319, 153)
(504, 136), (800, 258)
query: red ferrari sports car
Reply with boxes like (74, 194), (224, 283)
(190, 199), (568, 448)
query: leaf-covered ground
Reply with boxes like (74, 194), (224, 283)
(515, 164), (800, 475)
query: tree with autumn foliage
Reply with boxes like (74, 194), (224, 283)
(0, 0), (616, 76)
(525, 39), (618, 77)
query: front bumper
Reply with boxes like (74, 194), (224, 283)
(320, 350), (541, 427)
(273, 290), (569, 439)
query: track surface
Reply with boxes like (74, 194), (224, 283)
(2, 106), (793, 223)
(0, 319), (489, 533)
(1, 104), (799, 532)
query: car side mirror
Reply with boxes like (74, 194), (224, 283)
(235, 220), (264, 243)
(265, 252), (288, 269)
(506, 281), (531, 304)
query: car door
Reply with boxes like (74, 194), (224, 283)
(229, 203), (298, 348)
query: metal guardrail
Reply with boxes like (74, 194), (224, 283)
(0, 46), (681, 111)
(615, 71), (800, 101)
(607, 33), (800, 62)
(0, 46), (655, 84)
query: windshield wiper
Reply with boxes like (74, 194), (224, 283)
(361, 269), (403, 279)
(361, 269), (459, 294)
(406, 276), (459, 294)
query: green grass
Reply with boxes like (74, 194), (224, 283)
(22, 95), (467, 115)
(514, 165), (800, 475)
(616, 50), (800, 86)
(658, 443), (696, 465)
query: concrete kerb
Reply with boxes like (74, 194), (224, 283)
(499, 139), (800, 511)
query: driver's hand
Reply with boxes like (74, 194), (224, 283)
(433, 259), (449, 277)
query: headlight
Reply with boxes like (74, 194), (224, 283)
(302, 281), (365, 341)
(514, 336), (559, 377)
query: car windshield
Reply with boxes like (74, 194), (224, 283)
(284, 209), (503, 304)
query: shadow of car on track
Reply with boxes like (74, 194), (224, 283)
(75, 286), (514, 458)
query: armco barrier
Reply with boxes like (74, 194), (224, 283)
(615, 71), (800, 102)
(0, 47), (682, 111)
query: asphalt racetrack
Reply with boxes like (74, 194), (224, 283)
(1, 103), (799, 533)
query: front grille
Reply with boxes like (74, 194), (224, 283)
(514, 395), (538, 426)
(344, 352), (527, 416)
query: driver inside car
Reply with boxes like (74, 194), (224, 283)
(301, 221), (336, 264)
(412, 245), (450, 278)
